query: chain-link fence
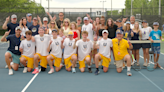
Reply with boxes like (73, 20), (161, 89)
(0, 7), (163, 30)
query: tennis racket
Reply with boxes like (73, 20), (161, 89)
(147, 56), (155, 71)
(131, 54), (141, 71)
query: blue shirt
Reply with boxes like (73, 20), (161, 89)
(117, 26), (124, 32)
(6, 34), (21, 55)
(29, 25), (40, 36)
(7, 23), (19, 35)
(27, 21), (33, 28)
(149, 30), (162, 46)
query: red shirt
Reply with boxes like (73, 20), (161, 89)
(73, 31), (78, 39)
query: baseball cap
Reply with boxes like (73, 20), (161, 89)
(116, 29), (123, 34)
(77, 17), (82, 20)
(68, 31), (74, 36)
(116, 19), (122, 22)
(11, 14), (17, 19)
(126, 21), (131, 24)
(43, 17), (48, 22)
(33, 17), (37, 20)
(27, 13), (32, 17)
(153, 22), (159, 26)
(15, 26), (21, 30)
(102, 30), (108, 34)
(83, 17), (89, 21)
(142, 20), (147, 23)
(52, 29), (58, 32)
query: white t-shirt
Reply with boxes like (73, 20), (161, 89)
(21, 27), (29, 36)
(81, 23), (93, 41)
(76, 39), (93, 61)
(63, 38), (77, 59)
(97, 38), (113, 58)
(141, 26), (152, 40)
(35, 34), (50, 56)
(19, 39), (35, 58)
(50, 37), (63, 58)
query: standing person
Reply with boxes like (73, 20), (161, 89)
(47, 29), (63, 74)
(97, 16), (107, 38)
(62, 31), (77, 73)
(131, 22), (142, 65)
(106, 18), (118, 39)
(73, 31), (93, 73)
(47, 20), (58, 36)
(129, 15), (142, 29)
(19, 31), (35, 73)
(32, 27), (51, 74)
(26, 13), (33, 28)
(94, 30), (113, 75)
(56, 12), (64, 29)
(62, 18), (71, 37)
(112, 29), (133, 76)
(123, 21), (132, 40)
(94, 17), (100, 36)
(42, 17), (49, 34)
(29, 16), (42, 36)
(116, 19), (124, 32)
(76, 17), (82, 35)
(70, 22), (80, 40)
(19, 17), (29, 37)
(149, 22), (162, 69)
(141, 20), (152, 66)
(2, 14), (19, 35)
(1, 26), (22, 75)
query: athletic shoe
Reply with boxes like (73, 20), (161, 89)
(127, 71), (132, 76)
(94, 69), (100, 75)
(143, 62), (147, 67)
(32, 69), (39, 74)
(23, 67), (27, 73)
(48, 68), (54, 74)
(72, 68), (76, 73)
(88, 68), (92, 73)
(9, 69), (13, 75)
(5, 65), (8, 68)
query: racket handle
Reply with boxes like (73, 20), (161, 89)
(132, 54), (135, 60)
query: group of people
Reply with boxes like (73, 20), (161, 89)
(0, 12), (162, 76)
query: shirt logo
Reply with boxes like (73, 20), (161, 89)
(40, 37), (44, 41)
(83, 45), (87, 49)
(27, 44), (31, 48)
(69, 43), (72, 47)
(55, 42), (59, 46)
(103, 43), (107, 47)
(32, 27), (37, 32)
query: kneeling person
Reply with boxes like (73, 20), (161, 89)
(62, 31), (77, 73)
(47, 29), (63, 74)
(94, 30), (112, 75)
(73, 31), (93, 73)
(19, 31), (35, 73)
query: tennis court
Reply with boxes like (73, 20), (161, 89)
(0, 39), (164, 92)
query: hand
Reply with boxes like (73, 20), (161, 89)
(46, 12), (50, 15)
(150, 39), (154, 43)
(6, 16), (10, 22)
(49, 40), (53, 44)
(86, 14), (90, 18)
(61, 39), (64, 44)
(53, 15), (56, 21)
(19, 19), (23, 24)
(75, 38), (78, 42)
(37, 15), (41, 21)
(21, 35), (25, 40)
(19, 48), (23, 52)
(98, 37), (102, 41)
(122, 18), (128, 23)
(131, 31), (134, 37)
(4, 30), (11, 36)
(87, 39), (90, 42)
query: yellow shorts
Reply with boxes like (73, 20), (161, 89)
(35, 53), (48, 68)
(50, 54), (62, 68)
(79, 55), (90, 69)
(20, 55), (34, 69)
(64, 54), (77, 69)
(99, 53), (111, 68)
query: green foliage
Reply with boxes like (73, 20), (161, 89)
(107, 10), (122, 15)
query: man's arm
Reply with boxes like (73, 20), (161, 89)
(37, 15), (42, 27)
(47, 40), (52, 52)
(1, 30), (11, 42)
(2, 16), (10, 30)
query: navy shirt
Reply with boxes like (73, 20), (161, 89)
(117, 26), (124, 32)
(7, 23), (19, 35)
(27, 21), (33, 28)
(124, 29), (132, 40)
(29, 25), (40, 36)
(6, 34), (21, 55)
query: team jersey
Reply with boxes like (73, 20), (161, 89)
(35, 34), (50, 56)
(19, 39), (35, 57)
(97, 38), (113, 58)
(63, 38), (77, 59)
(76, 39), (93, 61)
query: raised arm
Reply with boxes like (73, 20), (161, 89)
(1, 30), (11, 42)
(2, 16), (10, 30)
(37, 15), (42, 27)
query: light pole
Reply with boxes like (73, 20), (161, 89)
(100, 0), (106, 16)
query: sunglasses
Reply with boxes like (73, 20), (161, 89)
(51, 23), (55, 24)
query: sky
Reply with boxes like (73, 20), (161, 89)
(34, 0), (126, 12)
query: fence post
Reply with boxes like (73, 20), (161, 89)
(90, 8), (92, 18)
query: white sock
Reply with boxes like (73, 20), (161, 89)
(35, 67), (39, 70)
(72, 68), (75, 70)
(88, 66), (91, 68)
(127, 67), (131, 71)
(10, 62), (14, 65)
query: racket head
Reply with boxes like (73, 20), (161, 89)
(147, 62), (155, 71)
(132, 62), (141, 71)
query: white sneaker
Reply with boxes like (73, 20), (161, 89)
(48, 69), (54, 74)
(72, 68), (76, 73)
(23, 67), (27, 73)
(127, 71), (132, 76)
(9, 69), (13, 75)
(5, 65), (8, 68)
(143, 62), (147, 67)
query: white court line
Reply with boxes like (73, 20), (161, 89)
(161, 52), (164, 55)
(139, 55), (164, 92)
(21, 69), (41, 92)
